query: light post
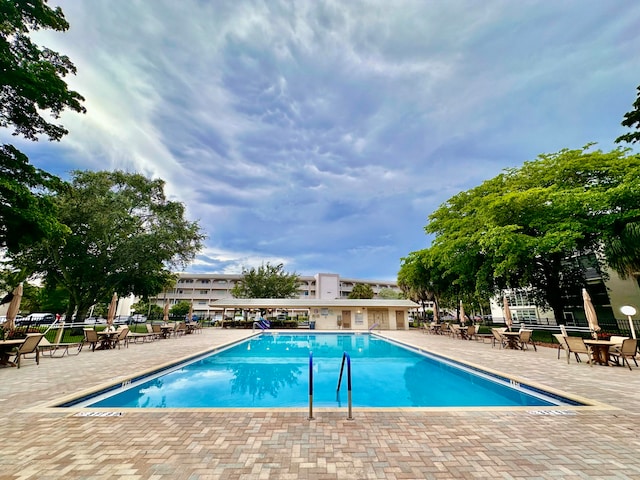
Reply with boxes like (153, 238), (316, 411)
(620, 305), (637, 339)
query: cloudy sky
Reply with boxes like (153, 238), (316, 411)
(12, 0), (640, 281)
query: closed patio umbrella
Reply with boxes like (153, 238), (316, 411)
(433, 299), (440, 323)
(4, 283), (23, 332)
(187, 302), (193, 322)
(163, 301), (170, 323)
(106, 292), (118, 329)
(503, 296), (513, 331)
(582, 288), (600, 340)
(459, 300), (466, 326)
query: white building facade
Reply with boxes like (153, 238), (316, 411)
(148, 273), (401, 320)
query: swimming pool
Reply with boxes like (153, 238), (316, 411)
(67, 333), (582, 409)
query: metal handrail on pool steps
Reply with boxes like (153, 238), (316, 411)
(336, 352), (353, 420)
(308, 351), (354, 421)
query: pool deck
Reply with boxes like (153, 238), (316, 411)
(1, 328), (639, 479)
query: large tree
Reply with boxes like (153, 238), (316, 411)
(231, 263), (300, 299)
(616, 84), (640, 145)
(348, 283), (374, 299)
(1, 1), (85, 252)
(425, 146), (640, 320)
(398, 250), (436, 320)
(10, 170), (204, 320)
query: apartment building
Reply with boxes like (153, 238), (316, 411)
(489, 254), (640, 333)
(149, 272), (401, 319)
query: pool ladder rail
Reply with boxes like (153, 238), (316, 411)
(336, 352), (354, 420)
(308, 351), (354, 421)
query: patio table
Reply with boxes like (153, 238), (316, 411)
(584, 339), (617, 366)
(0, 339), (24, 366)
(501, 331), (522, 349)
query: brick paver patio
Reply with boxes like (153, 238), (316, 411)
(1, 328), (639, 479)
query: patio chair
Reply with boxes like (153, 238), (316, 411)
(450, 324), (462, 339)
(466, 325), (477, 341)
(193, 320), (204, 334)
(491, 328), (507, 348)
(518, 329), (537, 351)
(113, 326), (130, 349)
(552, 333), (570, 361)
(174, 322), (186, 337)
(7, 333), (44, 368)
(145, 323), (160, 340)
(609, 338), (639, 371)
(83, 328), (99, 352)
(609, 336), (629, 349)
(563, 336), (592, 366)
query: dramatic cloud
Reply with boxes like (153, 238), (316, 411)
(19, 0), (640, 280)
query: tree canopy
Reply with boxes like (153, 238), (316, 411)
(347, 283), (374, 299)
(8, 170), (204, 320)
(616, 84), (640, 145)
(0, 1), (85, 252)
(421, 146), (640, 320)
(231, 263), (300, 298)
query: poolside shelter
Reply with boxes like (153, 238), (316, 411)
(209, 298), (418, 330)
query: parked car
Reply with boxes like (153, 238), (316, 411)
(0, 315), (22, 324)
(84, 316), (106, 325)
(130, 314), (147, 323)
(17, 313), (55, 325)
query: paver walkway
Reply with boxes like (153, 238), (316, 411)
(1, 328), (639, 479)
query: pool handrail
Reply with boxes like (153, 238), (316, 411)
(308, 352), (314, 420)
(336, 352), (353, 420)
(369, 323), (379, 331)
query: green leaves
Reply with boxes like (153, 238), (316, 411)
(231, 263), (300, 299)
(616, 85), (640, 145)
(10, 171), (203, 320)
(1, 1), (85, 251)
(420, 146), (640, 318)
(348, 284), (374, 299)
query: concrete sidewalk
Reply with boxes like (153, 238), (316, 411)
(1, 328), (639, 479)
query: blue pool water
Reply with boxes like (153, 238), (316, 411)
(77, 333), (578, 408)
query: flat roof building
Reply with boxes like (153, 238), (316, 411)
(148, 272), (402, 320)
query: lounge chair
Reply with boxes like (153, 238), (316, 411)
(518, 329), (537, 351)
(491, 328), (507, 348)
(129, 325), (156, 343)
(84, 328), (99, 352)
(563, 336), (592, 365)
(7, 333), (44, 368)
(146, 323), (160, 340)
(552, 333), (570, 361)
(609, 338), (639, 370)
(40, 325), (83, 357)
